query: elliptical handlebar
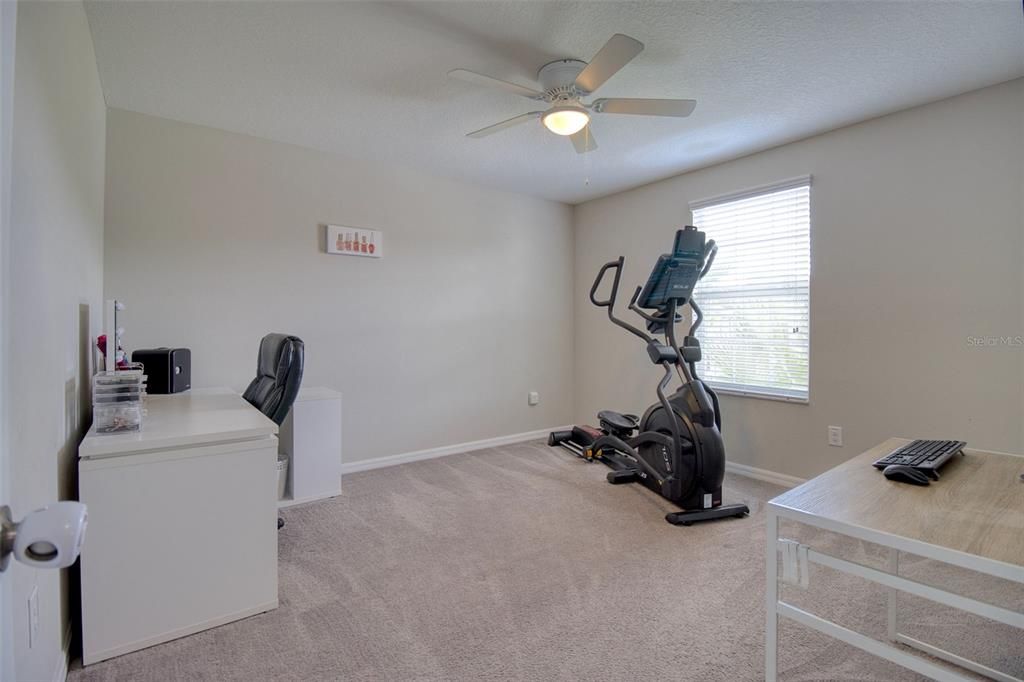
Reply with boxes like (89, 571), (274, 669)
(699, 240), (717, 280)
(589, 258), (623, 308)
(657, 299), (685, 457)
(590, 257), (652, 343)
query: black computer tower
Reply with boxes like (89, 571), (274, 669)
(131, 347), (191, 394)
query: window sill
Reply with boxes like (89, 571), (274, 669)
(710, 386), (809, 405)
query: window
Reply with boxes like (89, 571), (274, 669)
(689, 177), (810, 401)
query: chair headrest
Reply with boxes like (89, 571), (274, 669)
(258, 333), (303, 381)
(243, 333), (305, 426)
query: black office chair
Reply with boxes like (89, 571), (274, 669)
(243, 333), (304, 530)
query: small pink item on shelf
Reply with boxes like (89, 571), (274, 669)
(96, 334), (130, 370)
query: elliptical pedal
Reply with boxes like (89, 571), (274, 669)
(606, 469), (638, 484)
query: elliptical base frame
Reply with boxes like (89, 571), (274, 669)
(548, 428), (749, 526)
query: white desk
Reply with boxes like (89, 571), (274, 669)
(766, 438), (1024, 681)
(79, 388), (279, 664)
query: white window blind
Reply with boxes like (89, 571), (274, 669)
(690, 177), (810, 401)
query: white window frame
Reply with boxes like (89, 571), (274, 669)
(688, 176), (811, 404)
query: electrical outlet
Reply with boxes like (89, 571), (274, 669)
(828, 426), (843, 447)
(28, 586), (39, 649)
(528, 391), (540, 406)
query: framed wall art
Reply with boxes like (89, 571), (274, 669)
(326, 225), (382, 258)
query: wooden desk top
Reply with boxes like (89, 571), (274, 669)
(770, 438), (1024, 570)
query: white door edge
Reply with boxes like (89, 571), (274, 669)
(0, 1), (18, 679)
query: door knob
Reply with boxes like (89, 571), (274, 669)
(0, 502), (87, 572)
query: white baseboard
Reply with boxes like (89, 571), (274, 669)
(340, 427), (567, 475)
(725, 461), (806, 489)
(339, 429), (806, 491)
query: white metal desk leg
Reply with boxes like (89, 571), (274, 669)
(766, 508), (779, 681)
(887, 548), (899, 641)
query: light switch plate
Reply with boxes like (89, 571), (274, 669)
(828, 426), (843, 447)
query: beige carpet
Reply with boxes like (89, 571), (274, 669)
(69, 440), (1022, 681)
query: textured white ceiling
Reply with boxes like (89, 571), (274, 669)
(84, 1), (1024, 204)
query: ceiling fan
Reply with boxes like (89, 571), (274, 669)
(448, 34), (696, 154)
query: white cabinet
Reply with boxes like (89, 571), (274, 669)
(78, 389), (279, 664)
(278, 387), (342, 507)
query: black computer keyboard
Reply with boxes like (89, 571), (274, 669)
(872, 439), (965, 479)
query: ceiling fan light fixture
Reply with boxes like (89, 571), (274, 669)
(542, 106), (590, 136)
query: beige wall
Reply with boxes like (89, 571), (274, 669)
(8, 2), (106, 679)
(103, 109), (575, 465)
(574, 79), (1024, 481)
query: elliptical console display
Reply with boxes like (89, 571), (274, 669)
(549, 226), (750, 526)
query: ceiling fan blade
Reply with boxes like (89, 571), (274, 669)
(570, 126), (597, 154)
(448, 69), (544, 100)
(592, 98), (697, 117)
(466, 111), (543, 138)
(574, 34), (644, 95)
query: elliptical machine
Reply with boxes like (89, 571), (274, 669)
(549, 226), (750, 526)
